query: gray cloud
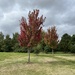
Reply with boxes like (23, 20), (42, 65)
(0, 9), (3, 19)
(64, 7), (75, 25)
(0, 0), (16, 12)
(0, 0), (75, 38)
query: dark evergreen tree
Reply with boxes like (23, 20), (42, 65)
(2, 34), (12, 52)
(0, 32), (4, 52)
(59, 33), (71, 52)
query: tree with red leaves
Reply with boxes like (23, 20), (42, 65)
(18, 9), (46, 63)
(44, 26), (58, 54)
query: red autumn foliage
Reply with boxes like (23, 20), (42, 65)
(18, 9), (46, 48)
(44, 26), (58, 49)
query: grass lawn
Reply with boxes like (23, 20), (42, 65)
(0, 52), (75, 75)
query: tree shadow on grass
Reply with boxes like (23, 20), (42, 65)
(22, 61), (75, 68)
(38, 54), (53, 58)
(38, 54), (75, 66)
(43, 60), (75, 66)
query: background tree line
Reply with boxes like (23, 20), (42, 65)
(0, 31), (75, 53)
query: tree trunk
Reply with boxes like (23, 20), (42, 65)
(28, 49), (30, 63)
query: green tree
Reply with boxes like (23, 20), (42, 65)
(40, 30), (46, 52)
(69, 44), (75, 53)
(44, 45), (52, 53)
(2, 34), (12, 52)
(71, 34), (75, 45)
(59, 33), (71, 52)
(33, 44), (41, 55)
(12, 32), (19, 51)
(0, 32), (4, 52)
(69, 34), (75, 53)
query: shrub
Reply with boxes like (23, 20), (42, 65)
(44, 45), (52, 53)
(33, 44), (41, 55)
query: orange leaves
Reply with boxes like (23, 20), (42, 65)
(18, 9), (46, 47)
(44, 26), (58, 49)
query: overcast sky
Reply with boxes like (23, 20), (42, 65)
(0, 0), (75, 39)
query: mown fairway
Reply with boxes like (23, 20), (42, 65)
(0, 52), (75, 75)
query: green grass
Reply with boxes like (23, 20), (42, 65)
(0, 52), (75, 75)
